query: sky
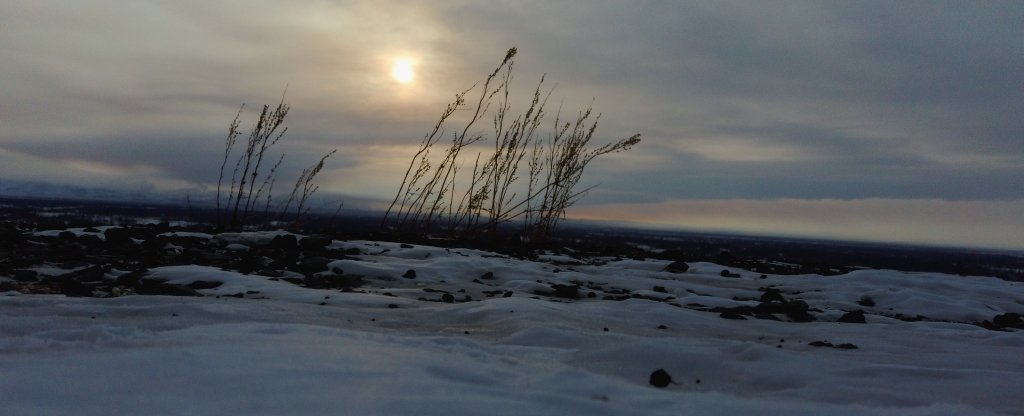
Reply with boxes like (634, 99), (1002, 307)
(1, 1), (1022, 250)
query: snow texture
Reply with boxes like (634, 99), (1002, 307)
(2, 235), (1023, 415)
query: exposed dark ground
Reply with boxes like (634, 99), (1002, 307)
(2, 196), (1022, 282)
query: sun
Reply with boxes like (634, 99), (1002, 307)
(391, 58), (415, 84)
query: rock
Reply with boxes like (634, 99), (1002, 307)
(649, 369), (674, 388)
(57, 279), (96, 297)
(305, 273), (365, 289)
(77, 234), (103, 247)
(993, 313), (1023, 328)
(104, 228), (134, 246)
(535, 284), (579, 300)
(137, 279), (203, 297)
(299, 235), (332, 250)
(188, 280), (223, 290)
(441, 293), (455, 303)
(809, 340), (859, 350)
(402, 269), (417, 279)
(720, 269), (740, 278)
(400, 243), (414, 249)
(11, 269), (39, 282)
(719, 312), (747, 320)
(837, 310), (867, 324)
(61, 265), (107, 282)
(480, 271), (495, 280)
(114, 269), (148, 286)
(759, 288), (786, 303)
(661, 261), (689, 274)
(268, 234), (298, 250)
(857, 295), (876, 307)
(652, 286), (668, 293)
(293, 257), (330, 277)
(754, 299), (815, 322)
(58, 230), (77, 240)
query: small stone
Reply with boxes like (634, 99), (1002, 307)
(719, 312), (747, 320)
(661, 261), (689, 274)
(720, 269), (740, 278)
(387, 304), (399, 309)
(838, 310), (867, 324)
(649, 369), (673, 388)
(402, 269), (417, 279)
(441, 293), (455, 303)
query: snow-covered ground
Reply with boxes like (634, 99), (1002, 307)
(2, 233), (1023, 415)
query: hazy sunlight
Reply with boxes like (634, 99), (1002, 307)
(391, 58), (414, 84)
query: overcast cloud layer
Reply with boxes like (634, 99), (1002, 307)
(1, 1), (1021, 249)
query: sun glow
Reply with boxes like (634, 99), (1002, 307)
(391, 58), (415, 84)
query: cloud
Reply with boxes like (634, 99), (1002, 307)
(0, 1), (1021, 248)
(571, 198), (1024, 250)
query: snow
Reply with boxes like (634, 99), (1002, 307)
(2, 232), (1023, 415)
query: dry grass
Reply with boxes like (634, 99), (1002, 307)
(383, 47), (640, 241)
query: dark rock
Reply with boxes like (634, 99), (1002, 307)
(305, 273), (365, 289)
(480, 271), (495, 280)
(11, 269), (39, 282)
(992, 313), (1023, 329)
(837, 310), (867, 324)
(344, 247), (362, 256)
(535, 284), (580, 300)
(857, 295), (876, 307)
(61, 265), (107, 282)
(293, 257), (330, 276)
(649, 369), (673, 388)
(809, 340), (858, 350)
(58, 230), (77, 240)
(234, 254), (265, 275)
(387, 303), (399, 309)
(754, 313), (782, 321)
(400, 243), (414, 249)
(719, 312), (747, 320)
(267, 234), (298, 249)
(299, 235), (332, 250)
(441, 293), (455, 303)
(755, 300), (815, 322)
(657, 324), (668, 330)
(104, 228), (134, 246)
(720, 269), (740, 278)
(652, 286), (668, 293)
(57, 279), (95, 297)
(402, 269), (417, 279)
(189, 280), (223, 290)
(77, 234), (103, 246)
(114, 269), (148, 286)
(154, 284), (203, 297)
(661, 261), (689, 274)
(759, 288), (787, 303)
(137, 278), (203, 297)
